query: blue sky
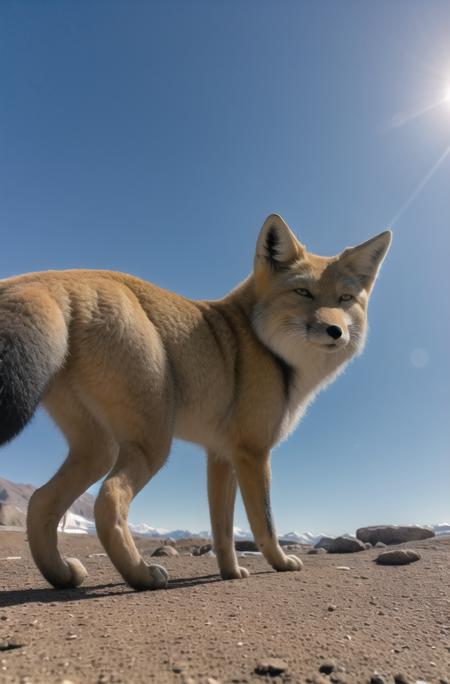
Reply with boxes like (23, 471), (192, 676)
(0, 1), (449, 535)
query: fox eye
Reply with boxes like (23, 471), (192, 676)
(339, 294), (354, 302)
(295, 287), (313, 299)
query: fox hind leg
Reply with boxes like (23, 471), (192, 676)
(78, 317), (175, 590)
(94, 438), (171, 590)
(27, 385), (118, 589)
(207, 453), (249, 580)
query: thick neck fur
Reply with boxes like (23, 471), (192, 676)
(224, 274), (359, 429)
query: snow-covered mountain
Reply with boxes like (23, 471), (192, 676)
(127, 523), (170, 537)
(59, 516), (450, 541)
(279, 531), (327, 545)
(233, 527), (253, 540)
(3, 477), (448, 542)
(59, 511), (96, 534)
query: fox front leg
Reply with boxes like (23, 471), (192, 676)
(207, 453), (250, 580)
(233, 451), (303, 573)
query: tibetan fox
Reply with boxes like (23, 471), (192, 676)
(0, 215), (391, 589)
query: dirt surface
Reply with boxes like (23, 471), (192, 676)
(0, 531), (449, 684)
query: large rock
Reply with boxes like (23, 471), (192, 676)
(375, 549), (421, 565)
(151, 545), (179, 557)
(192, 543), (212, 556)
(162, 537), (177, 547)
(327, 535), (366, 553)
(314, 536), (334, 551)
(0, 503), (26, 527)
(356, 525), (434, 546)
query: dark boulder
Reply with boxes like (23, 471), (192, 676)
(356, 525), (434, 545)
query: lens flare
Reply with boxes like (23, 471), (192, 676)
(389, 142), (450, 226)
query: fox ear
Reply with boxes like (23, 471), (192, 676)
(340, 230), (392, 290)
(255, 214), (304, 272)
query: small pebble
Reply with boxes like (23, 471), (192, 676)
(319, 661), (335, 675)
(369, 675), (386, 684)
(254, 658), (288, 676)
(0, 642), (24, 652)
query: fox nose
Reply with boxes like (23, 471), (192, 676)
(326, 325), (342, 340)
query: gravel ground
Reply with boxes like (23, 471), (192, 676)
(0, 531), (449, 684)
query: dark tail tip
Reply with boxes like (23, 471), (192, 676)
(0, 333), (46, 446)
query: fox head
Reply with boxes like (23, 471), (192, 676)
(252, 214), (392, 370)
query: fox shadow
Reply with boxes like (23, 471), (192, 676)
(0, 570), (274, 608)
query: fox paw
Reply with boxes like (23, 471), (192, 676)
(49, 557), (88, 589)
(273, 554), (303, 572)
(147, 564), (169, 589)
(221, 566), (250, 580)
(127, 563), (169, 591)
(66, 557), (89, 586)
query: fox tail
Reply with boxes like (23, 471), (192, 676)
(0, 284), (68, 446)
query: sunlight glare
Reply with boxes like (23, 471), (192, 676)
(389, 142), (450, 226)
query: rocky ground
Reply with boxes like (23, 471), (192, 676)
(0, 531), (449, 684)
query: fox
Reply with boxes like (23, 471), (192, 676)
(0, 215), (391, 590)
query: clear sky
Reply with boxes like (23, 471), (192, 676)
(0, 1), (449, 535)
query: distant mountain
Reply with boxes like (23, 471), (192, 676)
(1, 477), (448, 542)
(128, 523), (170, 537)
(0, 477), (35, 512)
(0, 476), (95, 523)
(279, 531), (326, 545)
(63, 518), (450, 541)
